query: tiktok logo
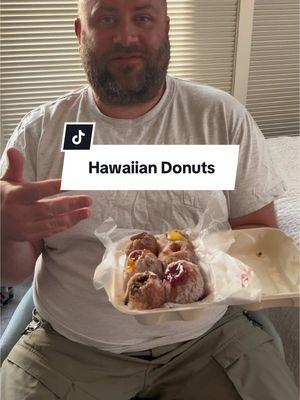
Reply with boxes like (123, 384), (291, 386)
(62, 123), (95, 151)
(72, 130), (86, 145)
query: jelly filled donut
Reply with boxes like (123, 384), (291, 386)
(124, 232), (159, 256)
(163, 260), (205, 304)
(158, 241), (198, 269)
(124, 249), (164, 286)
(124, 272), (166, 310)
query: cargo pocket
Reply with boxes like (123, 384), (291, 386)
(212, 328), (298, 400)
(7, 344), (73, 399)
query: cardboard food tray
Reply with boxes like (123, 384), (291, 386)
(107, 228), (300, 325)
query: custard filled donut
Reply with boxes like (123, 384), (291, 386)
(158, 229), (190, 252)
(163, 260), (205, 304)
(124, 272), (166, 310)
(124, 249), (164, 286)
(124, 232), (159, 256)
(158, 241), (198, 269)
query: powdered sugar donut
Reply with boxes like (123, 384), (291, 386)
(158, 241), (198, 269)
(163, 260), (205, 304)
(124, 249), (164, 287)
(124, 272), (166, 310)
(124, 232), (159, 256)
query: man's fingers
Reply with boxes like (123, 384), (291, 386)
(18, 179), (63, 203)
(34, 195), (92, 220)
(29, 207), (91, 240)
(1, 148), (24, 183)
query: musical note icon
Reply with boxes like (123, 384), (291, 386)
(72, 129), (86, 145)
(62, 123), (94, 150)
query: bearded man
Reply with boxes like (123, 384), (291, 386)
(0, 1), (297, 399)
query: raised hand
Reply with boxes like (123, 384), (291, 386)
(1, 148), (92, 242)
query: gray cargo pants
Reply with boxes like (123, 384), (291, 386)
(1, 307), (298, 399)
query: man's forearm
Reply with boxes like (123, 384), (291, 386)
(1, 240), (40, 286)
(229, 203), (278, 230)
(232, 223), (277, 230)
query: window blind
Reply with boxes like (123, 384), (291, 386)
(168, 0), (238, 91)
(0, 1), (86, 150)
(0, 0), (238, 151)
(246, 0), (299, 137)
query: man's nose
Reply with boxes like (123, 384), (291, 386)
(113, 19), (139, 46)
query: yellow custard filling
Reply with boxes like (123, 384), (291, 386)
(167, 230), (188, 242)
(126, 249), (152, 272)
(126, 259), (136, 272)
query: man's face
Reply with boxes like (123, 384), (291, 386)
(76, 0), (170, 105)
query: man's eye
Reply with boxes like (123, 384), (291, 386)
(99, 16), (117, 26)
(135, 15), (153, 24)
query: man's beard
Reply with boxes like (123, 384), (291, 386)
(80, 35), (170, 105)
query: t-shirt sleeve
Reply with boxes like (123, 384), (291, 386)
(226, 107), (286, 219)
(0, 107), (44, 182)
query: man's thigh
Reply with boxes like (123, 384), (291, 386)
(0, 344), (100, 400)
(139, 313), (298, 400)
(0, 319), (146, 400)
(1, 358), (58, 400)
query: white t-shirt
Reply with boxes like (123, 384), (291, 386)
(1, 76), (285, 353)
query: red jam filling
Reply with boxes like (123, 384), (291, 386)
(164, 262), (188, 286)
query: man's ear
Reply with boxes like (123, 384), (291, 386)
(166, 16), (170, 34)
(74, 18), (82, 45)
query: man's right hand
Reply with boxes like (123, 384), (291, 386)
(1, 148), (92, 243)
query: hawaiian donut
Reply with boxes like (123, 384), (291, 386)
(124, 272), (166, 310)
(158, 229), (190, 251)
(124, 232), (159, 256)
(163, 260), (205, 304)
(158, 241), (198, 269)
(124, 249), (164, 286)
